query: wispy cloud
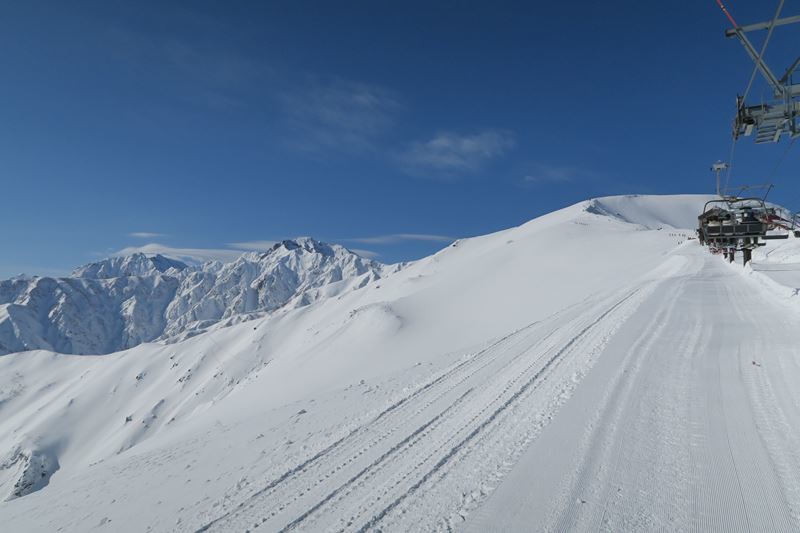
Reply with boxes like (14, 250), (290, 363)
(397, 130), (515, 177)
(521, 164), (581, 185)
(161, 40), (258, 91)
(282, 79), (401, 153)
(342, 233), (455, 245)
(113, 243), (245, 264)
(226, 240), (278, 251)
(349, 248), (380, 259)
(106, 27), (262, 111)
(129, 232), (167, 239)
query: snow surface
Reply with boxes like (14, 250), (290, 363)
(3, 194), (800, 531)
(714, 226), (800, 303)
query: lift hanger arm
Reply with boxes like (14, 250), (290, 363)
(724, 14), (800, 37)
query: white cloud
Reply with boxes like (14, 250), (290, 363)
(343, 233), (454, 245)
(226, 240), (278, 251)
(282, 79), (400, 153)
(521, 164), (580, 185)
(129, 232), (167, 239)
(349, 248), (380, 259)
(113, 243), (245, 264)
(398, 130), (515, 177)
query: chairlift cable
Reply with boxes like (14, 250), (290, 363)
(765, 136), (797, 183)
(723, 137), (737, 195)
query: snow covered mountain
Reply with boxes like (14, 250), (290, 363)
(4, 194), (800, 532)
(0, 239), (386, 355)
(71, 253), (189, 279)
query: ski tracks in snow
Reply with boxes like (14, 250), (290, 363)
(550, 273), (696, 532)
(194, 275), (662, 532)
(468, 250), (800, 532)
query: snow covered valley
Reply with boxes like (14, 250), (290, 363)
(3, 194), (800, 531)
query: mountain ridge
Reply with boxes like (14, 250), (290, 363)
(72, 253), (189, 279)
(0, 238), (387, 355)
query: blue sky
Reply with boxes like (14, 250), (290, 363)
(1, 1), (799, 277)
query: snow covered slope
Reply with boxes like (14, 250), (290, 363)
(587, 194), (711, 229)
(7, 193), (799, 532)
(730, 233), (800, 304)
(0, 240), (386, 355)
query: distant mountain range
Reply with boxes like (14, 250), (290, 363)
(0, 238), (388, 355)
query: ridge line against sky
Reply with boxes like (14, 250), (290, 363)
(104, 232), (459, 269)
(1, 1), (798, 278)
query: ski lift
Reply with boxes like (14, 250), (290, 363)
(702, 2), (800, 266)
(697, 197), (773, 264)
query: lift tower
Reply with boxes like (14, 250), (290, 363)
(711, 161), (729, 197)
(724, 6), (800, 143)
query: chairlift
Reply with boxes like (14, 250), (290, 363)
(697, 197), (774, 265)
(702, 2), (800, 266)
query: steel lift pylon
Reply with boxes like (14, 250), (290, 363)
(722, 6), (800, 143)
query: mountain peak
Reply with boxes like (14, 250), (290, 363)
(258, 237), (360, 260)
(582, 194), (716, 230)
(1, 237), (386, 355)
(72, 253), (189, 279)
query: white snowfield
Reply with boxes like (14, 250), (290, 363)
(2, 194), (800, 532)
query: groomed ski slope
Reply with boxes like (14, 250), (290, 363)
(2, 194), (800, 531)
(467, 249), (800, 531)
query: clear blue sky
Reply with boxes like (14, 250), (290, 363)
(2, 1), (799, 277)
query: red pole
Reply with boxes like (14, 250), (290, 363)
(715, 0), (740, 28)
